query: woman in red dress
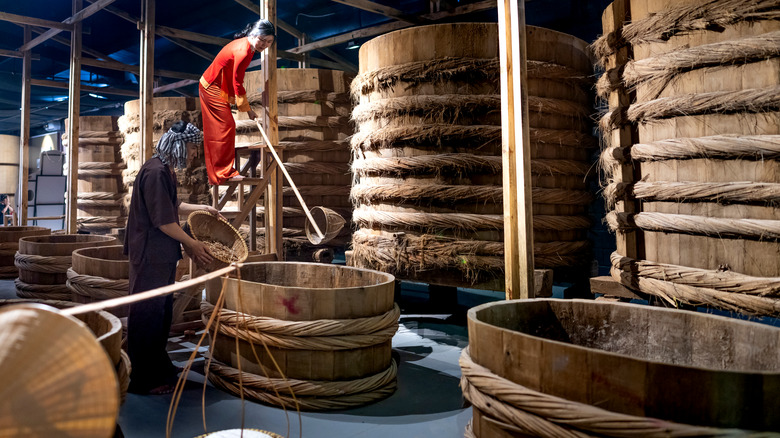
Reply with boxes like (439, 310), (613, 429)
(199, 19), (276, 185)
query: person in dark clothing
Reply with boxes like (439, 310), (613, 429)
(0, 194), (13, 226)
(123, 121), (217, 395)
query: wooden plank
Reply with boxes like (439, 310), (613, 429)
(80, 57), (199, 80)
(330, 0), (422, 24)
(65, 0), (82, 234)
(27, 24), (110, 61)
(498, 0), (534, 299)
(0, 11), (74, 30)
(162, 36), (214, 61)
(18, 26), (31, 226)
(30, 78), (138, 97)
(230, 162), (275, 229)
(19, 0), (117, 51)
(0, 48), (40, 60)
(425, 0), (495, 20)
(589, 275), (644, 300)
(139, 0), (155, 164)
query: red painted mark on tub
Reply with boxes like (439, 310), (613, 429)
(280, 295), (300, 314)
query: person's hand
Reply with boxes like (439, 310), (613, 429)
(203, 205), (226, 221)
(186, 239), (213, 268)
(247, 109), (257, 120)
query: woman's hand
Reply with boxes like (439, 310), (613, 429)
(203, 205), (226, 221)
(247, 109), (257, 120)
(185, 239), (213, 267)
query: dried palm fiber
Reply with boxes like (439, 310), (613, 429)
(66, 245), (130, 318)
(595, 0), (780, 316)
(235, 69), (356, 261)
(0, 298), (131, 406)
(460, 347), (759, 438)
(351, 229), (589, 280)
(118, 97), (208, 211)
(592, 0), (780, 63)
(14, 234), (116, 301)
(351, 24), (596, 285)
(598, 31), (780, 98)
(203, 261), (397, 410)
(63, 116), (127, 234)
(0, 227), (49, 279)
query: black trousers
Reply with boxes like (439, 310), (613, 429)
(127, 261), (179, 392)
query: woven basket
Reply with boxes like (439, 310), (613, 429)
(305, 206), (346, 245)
(187, 211), (248, 272)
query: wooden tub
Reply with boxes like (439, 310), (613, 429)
(204, 261), (398, 410)
(0, 226), (49, 279)
(68, 245), (129, 317)
(462, 299), (780, 436)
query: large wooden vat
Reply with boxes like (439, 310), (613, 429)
(0, 226), (49, 279)
(68, 245), (129, 317)
(204, 261), (398, 410)
(63, 116), (126, 233)
(233, 68), (354, 259)
(595, 0), (780, 315)
(0, 134), (20, 203)
(15, 234), (117, 301)
(118, 97), (209, 210)
(0, 299), (130, 404)
(462, 299), (780, 436)
(350, 23), (596, 288)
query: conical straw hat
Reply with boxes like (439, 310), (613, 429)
(0, 304), (119, 438)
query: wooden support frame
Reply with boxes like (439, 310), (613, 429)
(498, 0), (534, 299)
(139, 0), (155, 164)
(30, 78), (138, 97)
(0, 48), (40, 60)
(0, 11), (74, 30)
(65, 0), (83, 233)
(330, 0), (423, 24)
(17, 26), (31, 226)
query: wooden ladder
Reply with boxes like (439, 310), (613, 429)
(210, 141), (280, 251)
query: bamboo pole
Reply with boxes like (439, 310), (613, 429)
(255, 121), (325, 239)
(139, 0), (155, 163)
(498, 0), (534, 299)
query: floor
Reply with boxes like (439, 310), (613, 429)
(0, 278), (503, 438)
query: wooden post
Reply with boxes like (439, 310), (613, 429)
(498, 0), (534, 299)
(65, 0), (82, 233)
(17, 25), (31, 226)
(261, 0), (282, 259)
(139, 0), (155, 163)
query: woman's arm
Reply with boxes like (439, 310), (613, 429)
(179, 202), (219, 216)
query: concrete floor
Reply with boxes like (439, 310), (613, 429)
(0, 278), (487, 438)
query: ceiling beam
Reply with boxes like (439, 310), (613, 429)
(287, 0), (496, 54)
(19, 0), (118, 52)
(316, 47), (358, 72)
(80, 57), (200, 81)
(0, 48), (40, 60)
(232, 0), (304, 39)
(153, 78), (195, 94)
(164, 36), (215, 61)
(0, 11), (74, 30)
(330, 0), (422, 24)
(155, 26), (230, 46)
(27, 24), (111, 60)
(31, 78), (138, 97)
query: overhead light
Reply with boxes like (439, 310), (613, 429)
(88, 93), (107, 99)
(346, 40), (360, 50)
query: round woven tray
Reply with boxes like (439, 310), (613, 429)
(187, 211), (248, 272)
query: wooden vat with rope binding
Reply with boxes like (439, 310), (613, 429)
(14, 234), (117, 301)
(203, 261), (397, 410)
(0, 226), (49, 279)
(233, 68), (354, 259)
(63, 116), (126, 233)
(350, 23), (596, 289)
(594, 0), (780, 315)
(67, 245), (129, 317)
(461, 299), (780, 436)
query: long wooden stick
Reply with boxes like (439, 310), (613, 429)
(255, 120), (325, 239)
(61, 265), (236, 316)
